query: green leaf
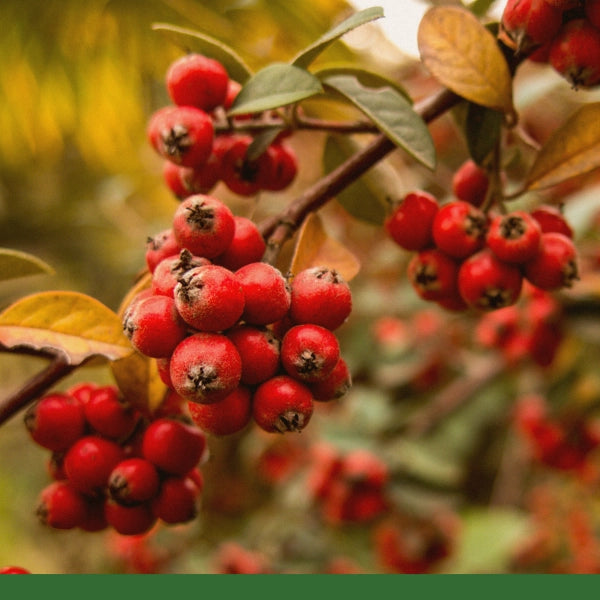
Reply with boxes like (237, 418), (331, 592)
(246, 127), (285, 162)
(323, 135), (395, 225)
(525, 102), (600, 191)
(151, 23), (253, 84)
(417, 6), (514, 117)
(323, 74), (436, 170)
(465, 103), (503, 166)
(227, 63), (323, 116)
(0, 248), (55, 282)
(291, 6), (384, 69)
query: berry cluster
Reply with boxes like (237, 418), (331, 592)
(384, 174), (579, 312)
(147, 52), (298, 199)
(500, 0), (600, 89)
(24, 382), (206, 536)
(127, 193), (353, 436)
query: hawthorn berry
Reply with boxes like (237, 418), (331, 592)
(261, 143), (298, 191)
(104, 498), (157, 536)
(485, 210), (542, 264)
(83, 386), (139, 441)
(432, 200), (487, 259)
(530, 204), (574, 238)
(452, 160), (489, 208)
(108, 458), (161, 506)
(309, 357), (352, 402)
(151, 249), (211, 298)
(407, 248), (460, 302)
(214, 216), (267, 271)
(0, 567), (31, 574)
(151, 475), (200, 524)
(172, 194), (235, 259)
(162, 160), (191, 199)
(36, 481), (89, 530)
(145, 228), (181, 273)
(586, 0), (600, 30)
(252, 375), (314, 434)
(169, 332), (243, 404)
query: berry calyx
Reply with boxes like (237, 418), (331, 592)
(485, 210), (542, 264)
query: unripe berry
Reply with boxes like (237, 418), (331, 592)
(280, 324), (341, 383)
(172, 194), (235, 259)
(452, 160), (489, 208)
(235, 262), (291, 325)
(214, 216), (266, 271)
(147, 105), (214, 168)
(36, 481), (89, 530)
(524, 231), (580, 290)
(166, 53), (229, 112)
(151, 475), (200, 524)
(289, 266), (352, 330)
(108, 458), (161, 506)
(104, 498), (157, 536)
(83, 385), (139, 440)
(252, 375), (314, 434)
(188, 385), (253, 436)
(141, 417), (207, 475)
(169, 332), (243, 404)
(485, 210), (542, 264)
(384, 191), (439, 251)
(24, 392), (86, 452)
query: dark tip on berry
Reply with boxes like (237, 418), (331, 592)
(275, 410), (305, 433)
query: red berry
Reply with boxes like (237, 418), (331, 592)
(123, 294), (188, 359)
(524, 231), (580, 290)
(172, 194), (235, 259)
(235, 262), (291, 326)
(141, 417), (206, 476)
(432, 200), (487, 259)
(104, 498), (157, 536)
(485, 210), (542, 264)
(151, 475), (200, 524)
(549, 19), (600, 89)
(166, 53), (229, 112)
(340, 449), (389, 488)
(530, 205), (574, 238)
(407, 248), (460, 302)
(261, 143), (298, 192)
(79, 496), (109, 532)
(252, 375), (314, 434)
(384, 190), (439, 251)
(151, 249), (211, 298)
(188, 385), (253, 436)
(452, 160), (489, 208)
(308, 357), (352, 402)
(108, 458), (161, 506)
(83, 385), (139, 440)
(66, 381), (98, 405)
(147, 105), (214, 168)
(64, 435), (126, 495)
(586, 0), (600, 30)
(162, 160), (191, 199)
(289, 266), (352, 330)
(145, 228), (181, 273)
(36, 481), (89, 530)
(213, 216), (266, 271)
(458, 248), (523, 311)
(169, 332), (243, 404)
(280, 324), (341, 383)
(0, 566), (30, 574)
(24, 392), (86, 452)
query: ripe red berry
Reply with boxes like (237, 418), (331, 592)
(64, 435), (126, 495)
(172, 194), (235, 259)
(261, 143), (298, 191)
(104, 498), (157, 536)
(432, 200), (487, 259)
(523, 231), (580, 290)
(452, 160), (489, 208)
(458, 248), (523, 311)
(214, 216), (266, 271)
(147, 105), (214, 168)
(384, 190), (439, 251)
(308, 357), (352, 402)
(151, 249), (211, 298)
(166, 53), (229, 112)
(485, 210), (542, 264)
(66, 381), (98, 405)
(36, 481), (89, 530)
(235, 262), (291, 326)
(169, 332), (243, 404)
(586, 0), (600, 30)
(252, 375), (314, 434)
(24, 392), (86, 452)
(122, 294), (188, 359)
(530, 205), (574, 238)
(188, 385), (253, 436)
(162, 160), (191, 199)
(145, 228), (181, 273)
(280, 324), (341, 383)
(289, 266), (352, 330)
(151, 475), (200, 524)
(83, 385), (139, 440)
(141, 417), (206, 476)
(549, 19), (600, 89)
(108, 458), (161, 506)
(340, 449), (389, 488)
(226, 324), (281, 386)
(0, 566), (31, 574)
(407, 248), (460, 302)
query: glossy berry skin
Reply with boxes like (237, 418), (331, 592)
(151, 475), (199, 524)
(141, 417), (206, 476)
(145, 228), (181, 273)
(36, 481), (88, 530)
(166, 53), (229, 112)
(235, 262), (291, 326)
(123, 294), (188, 359)
(104, 498), (157, 536)
(407, 248), (459, 302)
(432, 200), (487, 259)
(172, 194), (235, 259)
(169, 332), (243, 404)
(188, 385), (252, 436)
(0, 566), (31, 574)
(524, 232), (579, 290)
(549, 19), (600, 89)
(24, 392), (86, 452)
(289, 266), (352, 331)
(226, 324), (281, 386)
(252, 375), (314, 434)
(83, 385), (138, 440)
(280, 324), (340, 383)
(452, 160), (489, 208)
(147, 105), (214, 168)
(530, 205), (573, 238)
(458, 248), (523, 311)
(174, 264), (245, 332)
(308, 357), (352, 402)
(64, 435), (126, 495)
(151, 250), (211, 298)
(485, 210), (542, 264)
(214, 216), (266, 271)
(108, 458), (161, 506)
(384, 191), (439, 251)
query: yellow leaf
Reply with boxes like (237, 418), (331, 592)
(525, 102), (600, 191)
(289, 212), (360, 281)
(116, 271), (152, 320)
(0, 291), (133, 365)
(0, 248), (55, 282)
(417, 6), (514, 118)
